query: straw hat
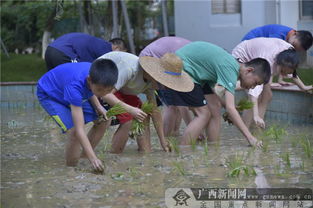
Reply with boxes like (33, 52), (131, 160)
(139, 53), (194, 92)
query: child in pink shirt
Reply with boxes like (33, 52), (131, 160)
(232, 38), (312, 128)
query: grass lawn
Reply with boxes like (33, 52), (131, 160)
(1, 53), (46, 82)
(1, 53), (313, 84)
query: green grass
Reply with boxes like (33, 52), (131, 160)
(1, 53), (46, 82)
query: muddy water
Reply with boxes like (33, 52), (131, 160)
(1, 107), (313, 208)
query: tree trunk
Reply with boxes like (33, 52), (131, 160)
(0, 38), (10, 58)
(111, 0), (119, 38)
(78, 0), (88, 33)
(41, 31), (51, 59)
(41, 0), (59, 59)
(161, 0), (169, 36)
(120, 0), (135, 54)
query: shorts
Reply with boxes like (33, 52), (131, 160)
(102, 91), (142, 125)
(158, 83), (213, 107)
(45, 46), (72, 71)
(37, 85), (98, 133)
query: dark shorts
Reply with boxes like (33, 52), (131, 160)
(45, 46), (72, 71)
(158, 83), (213, 107)
(101, 91), (142, 125)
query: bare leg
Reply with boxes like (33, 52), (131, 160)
(178, 106), (193, 125)
(110, 121), (132, 154)
(87, 120), (111, 149)
(65, 128), (82, 166)
(173, 111), (182, 136)
(137, 116), (152, 152)
(180, 105), (211, 145)
(205, 94), (222, 141)
(81, 120), (111, 158)
(162, 105), (179, 137)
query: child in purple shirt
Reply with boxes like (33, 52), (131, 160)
(139, 36), (193, 138)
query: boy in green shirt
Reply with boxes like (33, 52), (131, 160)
(160, 41), (271, 147)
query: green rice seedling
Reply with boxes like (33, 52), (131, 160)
(130, 102), (155, 137)
(172, 161), (186, 176)
(111, 172), (125, 181)
(141, 101), (155, 114)
(226, 153), (256, 178)
(262, 138), (269, 153)
(190, 138), (197, 151)
(264, 124), (287, 143)
(236, 98), (254, 112)
(127, 167), (143, 177)
(106, 103), (126, 118)
(281, 153), (291, 168)
(300, 137), (312, 158)
(203, 140), (209, 156)
(223, 98), (254, 124)
(131, 120), (145, 136)
(167, 137), (180, 154)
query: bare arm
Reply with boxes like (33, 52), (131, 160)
(89, 95), (107, 117)
(145, 90), (170, 152)
(225, 91), (262, 147)
(70, 105), (104, 171)
(292, 76), (313, 92)
(278, 74), (294, 86)
(102, 89), (147, 122)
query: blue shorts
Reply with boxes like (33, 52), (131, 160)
(158, 83), (213, 107)
(37, 86), (98, 133)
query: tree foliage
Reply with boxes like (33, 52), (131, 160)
(1, 0), (174, 53)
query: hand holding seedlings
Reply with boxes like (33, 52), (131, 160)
(223, 98), (254, 125)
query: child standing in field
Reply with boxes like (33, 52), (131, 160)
(45, 32), (127, 70)
(159, 41), (271, 146)
(37, 59), (119, 171)
(139, 36), (193, 137)
(232, 38), (312, 129)
(98, 51), (194, 153)
(242, 24), (313, 51)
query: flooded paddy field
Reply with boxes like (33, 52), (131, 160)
(1, 106), (313, 208)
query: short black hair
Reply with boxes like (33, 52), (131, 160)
(89, 59), (118, 86)
(296, 30), (313, 50)
(276, 48), (299, 77)
(245, 58), (271, 84)
(109, 38), (127, 51)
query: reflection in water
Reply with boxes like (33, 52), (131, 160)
(254, 167), (270, 188)
(1, 107), (313, 207)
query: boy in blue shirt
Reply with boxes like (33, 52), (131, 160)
(45, 33), (127, 70)
(37, 59), (118, 171)
(242, 24), (312, 51)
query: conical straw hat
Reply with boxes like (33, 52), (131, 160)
(139, 53), (194, 92)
